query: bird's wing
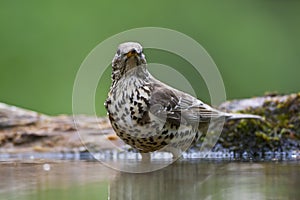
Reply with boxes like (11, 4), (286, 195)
(149, 82), (224, 126)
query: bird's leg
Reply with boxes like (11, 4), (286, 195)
(162, 146), (182, 160)
(140, 152), (151, 163)
(170, 148), (182, 160)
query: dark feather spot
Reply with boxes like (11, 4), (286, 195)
(114, 105), (119, 112)
(149, 137), (154, 142)
(170, 133), (174, 139)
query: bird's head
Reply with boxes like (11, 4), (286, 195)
(111, 42), (147, 80)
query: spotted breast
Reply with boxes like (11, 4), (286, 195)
(105, 65), (197, 154)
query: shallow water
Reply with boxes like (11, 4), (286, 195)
(1, 157), (300, 200)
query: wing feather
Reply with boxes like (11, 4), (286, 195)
(149, 82), (224, 126)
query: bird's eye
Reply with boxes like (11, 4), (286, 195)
(117, 49), (121, 55)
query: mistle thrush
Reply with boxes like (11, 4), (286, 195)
(105, 42), (261, 158)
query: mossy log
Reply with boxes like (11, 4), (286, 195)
(1, 93), (299, 154)
(215, 93), (300, 153)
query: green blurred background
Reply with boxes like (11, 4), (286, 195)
(0, 1), (299, 116)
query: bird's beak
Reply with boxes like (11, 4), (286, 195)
(126, 51), (138, 58)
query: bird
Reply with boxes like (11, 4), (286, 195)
(104, 42), (262, 160)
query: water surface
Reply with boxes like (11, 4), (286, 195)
(1, 159), (300, 200)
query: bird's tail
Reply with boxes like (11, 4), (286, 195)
(226, 113), (262, 120)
